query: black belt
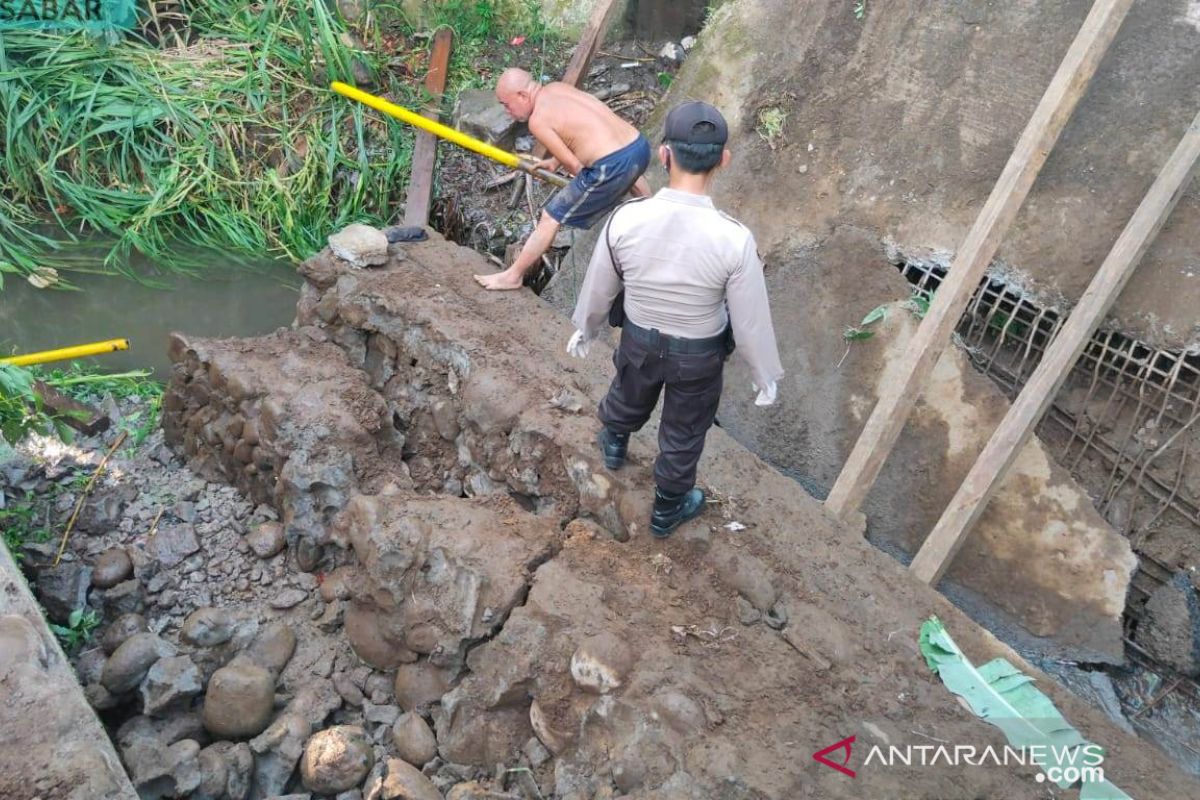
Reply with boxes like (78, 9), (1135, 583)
(623, 319), (726, 355)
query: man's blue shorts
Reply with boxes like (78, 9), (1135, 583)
(545, 135), (651, 229)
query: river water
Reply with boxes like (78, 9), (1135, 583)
(1, 263), (300, 378)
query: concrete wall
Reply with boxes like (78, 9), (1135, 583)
(663, 0), (1200, 349)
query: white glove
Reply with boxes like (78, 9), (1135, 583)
(566, 330), (591, 359)
(753, 381), (778, 407)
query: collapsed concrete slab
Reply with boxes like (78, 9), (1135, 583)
(161, 232), (1200, 798)
(0, 545), (137, 800)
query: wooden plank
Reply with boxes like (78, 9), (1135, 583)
(33, 381), (110, 437)
(403, 27), (454, 227)
(526, 0), (621, 164)
(823, 0), (1135, 522)
(910, 109), (1200, 585)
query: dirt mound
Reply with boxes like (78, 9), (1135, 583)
(154, 230), (1198, 798)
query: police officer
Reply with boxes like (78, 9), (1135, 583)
(567, 101), (783, 537)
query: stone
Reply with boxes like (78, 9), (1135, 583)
(300, 725), (374, 794)
(194, 745), (229, 800)
(296, 538), (323, 572)
(102, 632), (176, 693)
(181, 606), (256, 648)
(393, 661), (453, 714)
(363, 701), (400, 727)
(149, 522), (201, 568)
(319, 566), (357, 602)
(116, 712), (206, 755)
(334, 672), (365, 707)
(250, 712), (312, 797)
(522, 736), (551, 768)
(392, 712), (438, 767)
(329, 224), (389, 268)
(570, 632), (634, 694)
(270, 587), (309, 609)
(85, 682), (121, 710)
(213, 741), (254, 800)
(101, 612), (147, 654)
(453, 88), (517, 149)
(1138, 572), (1200, 677)
(124, 737), (202, 799)
(96, 578), (145, 617)
(237, 622), (297, 677)
(736, 596), (761, 626)
(378, 757), (443, 800)
(365, 672), (393, 703)
(77, 484), (137, 533)
(247, 521), (286, 559)
(92, 547), (133, 589)
(285, 681), (344, 729)
(75, 647), (107, 684)
(658, 41), (686, 65)
(141, 655), (204, 716)
(203, 662), (276, 738)
(34, 562), (92, 623)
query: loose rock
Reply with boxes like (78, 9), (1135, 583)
(101, 612), (147, 654)
(148, 522), (201, 568)
(246, 521), (286, 559)
(92, 547), (134, 589)
(35, 562), (92, 624)
(141, 655), (204, 716)
(378, 757), (443, 800)
(329, 224), (389, 268)
(301, 725), (374, 794)
(570, 632), (634, 694)
(203, 662), (276, 738)
(392, 712), (438, 767)
(102, 632), (176, 693)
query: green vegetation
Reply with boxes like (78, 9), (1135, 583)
(0, 491), (54, 564)
(756, 106), (787, 148)
(0, 0), (559, 287)
(49, 607), (101, 654)
(0, 362), (162, 446)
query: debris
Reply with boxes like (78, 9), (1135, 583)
(919, 617), (1132, 797)
(547, 387), (584, 414)
(723, 521), (747, 533)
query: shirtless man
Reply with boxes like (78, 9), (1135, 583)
(473, 68), (652, 291)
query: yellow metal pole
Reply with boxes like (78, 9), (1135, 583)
(330, 82), (569, 188)
(1, 339), (130, 368)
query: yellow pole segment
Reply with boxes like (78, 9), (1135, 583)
(330, 82), (569, 188)
(1, 339), (130, 368)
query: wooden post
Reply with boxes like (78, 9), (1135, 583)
(509, 0), (622, 207)
(403, 27), (454, 227)
(910, 110), (1200, 585)
(823, 0), (1135, 522)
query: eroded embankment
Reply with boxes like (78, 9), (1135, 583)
(155, 230), (1200, 799)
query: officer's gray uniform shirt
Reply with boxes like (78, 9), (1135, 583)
(572, 188), (784, 390)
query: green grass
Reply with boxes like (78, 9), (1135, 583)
(2, 0), (560, 286)
(1, 361), (163, 446)
(0, 491), (54, 564)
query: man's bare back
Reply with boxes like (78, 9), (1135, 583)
(475, 68), (651, 291)
(528, 83), (642, 169)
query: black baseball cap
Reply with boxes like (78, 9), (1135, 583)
(663, 101), (728, 145)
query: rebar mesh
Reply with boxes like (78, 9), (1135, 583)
(896, 261), (1200, 610)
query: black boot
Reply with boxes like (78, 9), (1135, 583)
(597, 427), (629, 470)
(650, 486), (706, 538)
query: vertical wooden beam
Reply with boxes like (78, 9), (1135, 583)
(403, 27), (454, 227)
(526, 0), (621, 164)
(910, 110), (1200, 585)
(823, 0), (1135, 522)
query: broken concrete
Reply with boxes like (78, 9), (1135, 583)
(647, 0), (1200, 349)
(0, 545), (137, 799)
(1137, 572), (1200, 677)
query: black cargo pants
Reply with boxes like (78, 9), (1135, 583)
(598, 321), (725, 494)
